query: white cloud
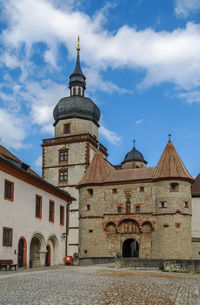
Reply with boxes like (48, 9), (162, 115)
(20, 81), (66, 129)
(0, 109), (27, 149)
(175, 0), (200, 17)
(177, 90), (200, 103)
(135, 119), (144, 124)
(2, 0), (200, 96)
(1, 53), (19, 69)
(99, 125), (122, 146)
(1, 0), (200, 150)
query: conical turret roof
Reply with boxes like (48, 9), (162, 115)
(153, 140), (193, 182)
(78, 151), (115, 186)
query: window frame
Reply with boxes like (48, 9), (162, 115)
(58, 168), (68, 183)
(49, 200), (55, 223)
(35, 195), (42, 219)
(60, 205), (65, 226)
(4, 179), (14, 201)
(184, 201), (189, 208)
(170, 182), (179, 192)
(117, 206), (122, 213)
(3, 227), (13, 247)
(59, 149), (68, 162)
(140, 186), (144, 192)
(112, 188), (118, 194)
(135, 205), (140, 213)
(160, 201), (167, 208)
(63, 123), (71, 134)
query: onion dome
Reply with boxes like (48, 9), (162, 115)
(53, 36), (101, 126)
(122, 140), (147, 164)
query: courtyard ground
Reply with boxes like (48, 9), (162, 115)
(0, 264), (200, 305)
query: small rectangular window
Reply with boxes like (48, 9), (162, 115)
(86, 204), (90, 211)
(87, 189), (93, 196)
(175, 223), (181, 228)
(135, 205), (140, 213)
(36, 195), (42, 218)
(163, 224), (169, 228)
(60, 205), (65, 225)
(3, 227), (13, 247)
(112, 188), (117, 194)
(170, 183), (179, 192)
(185, 201), (189, 208)
(4, 180), (14, 201)
(63, 123), (70, 134)
(160, 202), (166, 208)
(49, 200), (55, 222)
(89, 229), (93, 233)
(59, 169), (68, 182)
(118, 206), (122, 213)
(140, 186), (144, 192)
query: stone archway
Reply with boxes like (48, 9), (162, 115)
(47, 234), (59, 266)
(122, 238), (139, 258)
(30, 233), (46, 268)
(18, 237), (27, 268)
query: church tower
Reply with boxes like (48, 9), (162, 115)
(42, 38), (107, 256)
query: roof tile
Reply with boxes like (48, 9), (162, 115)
(153, 141), (193, 182)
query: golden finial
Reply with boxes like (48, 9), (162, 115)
(77, 36), (80, 52)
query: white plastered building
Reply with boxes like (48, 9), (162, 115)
(0, 145), (73, 268)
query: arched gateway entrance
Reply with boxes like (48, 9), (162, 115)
(122, 239), (139, 257)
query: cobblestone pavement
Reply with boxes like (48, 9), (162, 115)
(0, 265), (200, 305)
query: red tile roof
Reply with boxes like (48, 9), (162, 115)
(78, 151), (115, 185)
(78, 150), (155, 186)
(153, 141), (193, 182)
(0, 144), (40, 177)
(104, 167), (154, 183)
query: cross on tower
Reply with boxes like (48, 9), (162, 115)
(168, 134), (171, 142)
(133, 139), (136, 147)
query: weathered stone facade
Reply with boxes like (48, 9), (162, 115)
(78, 177), (192, 259)
(43, 44), (198, 261)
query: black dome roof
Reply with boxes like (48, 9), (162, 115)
(53, 95), (100, 126)
(122, 146), (147, 164)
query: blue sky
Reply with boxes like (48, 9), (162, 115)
(1, 0), (200, 177)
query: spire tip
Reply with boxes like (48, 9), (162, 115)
(76, 35), (80, 52)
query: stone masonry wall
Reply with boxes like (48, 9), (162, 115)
(54, 118), (98, 138)
(152, 180), (192, 259)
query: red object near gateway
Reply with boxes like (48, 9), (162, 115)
(65, 256), (73, 264)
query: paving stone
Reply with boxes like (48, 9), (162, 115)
(0, 266), (200, 304)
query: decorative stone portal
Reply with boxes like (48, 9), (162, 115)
(47, 235), (59, 266)
(30, 233), (46, 268)
(122, 239), (139, 258)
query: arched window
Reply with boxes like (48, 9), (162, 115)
(73, 87), (76, 95)
(78, 87), (81, 96)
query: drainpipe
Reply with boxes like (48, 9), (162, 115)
(65, 201), (71, 256)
